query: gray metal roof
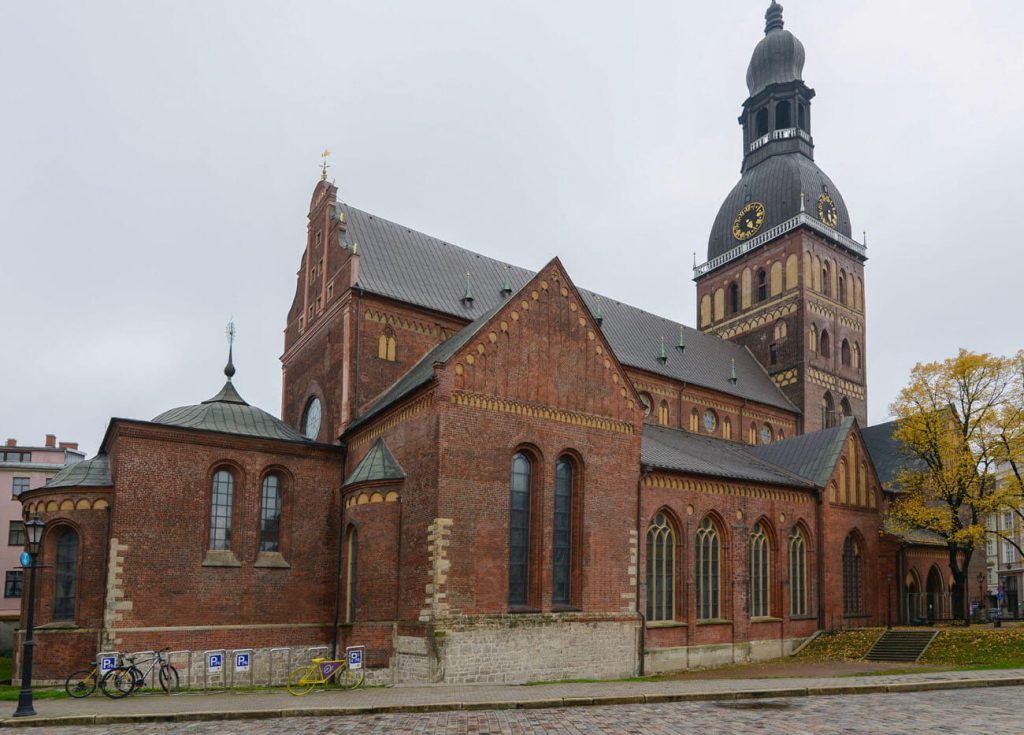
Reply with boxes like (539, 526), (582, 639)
(749, 417), (853, 487)
(340, 204), (796, 414)
(746, 3), (806, 97)
(641, 425), (814, 489)
(152, 381), (313, 444)
(707, 153), (852, 261)
(344, 438), (406, 487)
(861, 419), (927, 491)
(44, 455), (112, 489)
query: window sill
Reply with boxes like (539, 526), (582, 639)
(254, 551), (290, 569)
(646, 621), (687, 629)
(790, 614), (817, 621)
(36, 621), (77, 630)
(843, 612), (871, 619)
(202, 549), (241, 567)
(696, 619), (732, 626)
(507, 605), (540, 614)
(750, 616), (783, 623)
(550, 604), (581, 613)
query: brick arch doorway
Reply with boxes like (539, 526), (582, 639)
(926, 566), (945, 622)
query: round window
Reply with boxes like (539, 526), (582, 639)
(639, 393), (652, 417)
(703, 410), (717, 433)
(303, 397), (322, 440)
(761, 425), (773, 445)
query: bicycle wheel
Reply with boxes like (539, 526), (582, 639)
(336, 665), (365, 690)
(286, 665), (317, 696)
(65, 668), (97, 698)
(100, 668), (135, 699)
(158, 663), (179, 693)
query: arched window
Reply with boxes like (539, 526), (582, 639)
(723, 417), (732, 440)
(789, 527), (808, 616)
(646, 512), (676, 622)
(840, 397), (853, 422)
(552, 458), (575, 605)
(750, 522), (771, 617)
(760, 423), (773, 445)
(54, 529), (79, 621)
(823, 392), (836, 428)
(302, 397), (322, 440)
(260, 474), (281, 552)
(345, 526), (358, 623)
(821, 261), (832, 297)
(843, 534), (863, 614)
(748, 421), (757, 445)
(689, 408), (699, 432)
(853, 342), (861, 371)
(696, 518), (721, 620)
(838, 271), (847, 304)
(859, 462), (869, 507)
(798, 103), (807, 131)
(757, 269), (767, 301)
(809, 324), (818, 353)
(820, 330), (831, 358)
(377, 327), (396, 361)
(773, 321), (788, 342)
(727, 283), (739, 315)
(775, 101), (792, 129)
(841, 339), (851, 366)
(755, 107), (769, 136)
(210, 469), (234, 550)
(509, 452), (533, 606)
(639, 392), (652, 418)
(838, 458), (848, 503)
(658, 401), (669, 427)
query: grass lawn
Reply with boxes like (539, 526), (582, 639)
(0, 657), (67, 701)
(795, 627), (1024, 669)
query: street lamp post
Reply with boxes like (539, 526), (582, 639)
(14, 516), (46, 718)
(887, 574), (893, 630)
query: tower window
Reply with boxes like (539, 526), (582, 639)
(820, 330), (831, 359)
(841, 339), (851, 367)
(728, 283), (739, 315)
(757, 269), (767, 301)
(769, 343), (778, 365)
(823, 392), (836, 429)
(755, 108), (769, 137)
(821, 261), (832, 297)
(798, 103), (807, 132)
(775, 101), (792, 129)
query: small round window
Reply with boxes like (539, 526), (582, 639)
(639, 392), (652, 417)
(703, 410), (717, 433)
(303, 397), (322, 440)
(761, 424), (773, 445)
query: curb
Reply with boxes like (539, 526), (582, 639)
(3, 677), (1023, 728)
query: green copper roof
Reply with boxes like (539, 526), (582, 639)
(344, 438), (406, 487)
(45, 455), (112, 489)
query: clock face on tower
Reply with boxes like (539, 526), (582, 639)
(817, 194), (838, 228)
(732, 201), (765, 241)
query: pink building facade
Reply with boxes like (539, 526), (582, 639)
(0, 436), (82, 648)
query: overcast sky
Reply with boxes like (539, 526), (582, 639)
(2, 1), (1022, 456)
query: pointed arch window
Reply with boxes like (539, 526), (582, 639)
(658, 401), (669, 427)
(646, 512), (676, 622)
(689, 408), (699, 432)
(820, 330), (831, 358)
(852, 341), (861, 371)
(757, 269), (767, 301)
(839, 397), (853, 422)
(789, 527), (808, 616)
(809, 324), (818, 353)
(54, 529), (79, 621)
(748, 421), (757, 445)
(841, 339), (851, 366)
(723, 417), (732, 440)
(823, 392), (836, 428)
(822, 261), (832, 297)
(843, 534), (863, 614)
(509, 452), (533, 606)
(552, 457), (575, 606)
(259, 474), (281, 552)
(838, 271), (848, 304)
(727, 283), (739, 315)
(210, 469), (234, 550)
(696, 518), (721, 620)
(750, 523), (771, 618)
(377, 327), (396, 361)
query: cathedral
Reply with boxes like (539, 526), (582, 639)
(18, 3), (970, 684)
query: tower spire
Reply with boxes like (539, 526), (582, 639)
(224, 319), (237, 380)
(320, 149), (331, 181)
(765, 1), (784, 33)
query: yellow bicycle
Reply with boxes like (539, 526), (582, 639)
(286, 657), (364, 695)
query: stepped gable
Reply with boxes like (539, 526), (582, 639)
(749, 416), (854, 487)
(339, 202), (795, 413)
(642, 424), (814, 489)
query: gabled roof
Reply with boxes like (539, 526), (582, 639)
(344, 303), (502, 434)
(339, 203), (796, 413)
(750, 417), (854, 487)
(641, 425), (815, 489)
(43, 455), (112, 490)
(151, 380), (313, 444)
(343, 438), (406, 487)
(861, 418), (927, 490)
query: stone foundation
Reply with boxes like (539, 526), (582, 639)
(644, 635), (810, 673)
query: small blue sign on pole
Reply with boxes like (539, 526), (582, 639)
(347, 647), (363, 670)
(19, 552), (30, 568)
(208, 652), (223, 673)
(234, 652), (250, 673)
(98, 654), (118, 673)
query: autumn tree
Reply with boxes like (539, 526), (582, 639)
(888, 349), (1023, 624)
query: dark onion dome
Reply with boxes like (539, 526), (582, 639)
(707, 153), (852, 261)
(44, 454), (112, 489)
(152, 379), (313, 443)
(746, 1), (805, 97)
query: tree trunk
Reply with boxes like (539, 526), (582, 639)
(950, 545), (972, 626)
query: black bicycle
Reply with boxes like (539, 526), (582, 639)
(100, 648), (179, 698)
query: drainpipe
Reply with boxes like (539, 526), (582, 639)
(331, 442), (349, 660)
(636, 464), (652, 677)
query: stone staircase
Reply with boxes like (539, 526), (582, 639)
(863, 629), (939, 662)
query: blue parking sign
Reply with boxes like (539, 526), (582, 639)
(208, 653), (223, 673)
(347, 648), (363, 670)
(235, 653), (250, 673)
(99, 655), (117, 673)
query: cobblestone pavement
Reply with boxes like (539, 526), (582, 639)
(25, 686), (1024, 734)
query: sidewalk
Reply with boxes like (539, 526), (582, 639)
(3, 666), (1023, 729)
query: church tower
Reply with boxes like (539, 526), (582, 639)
(694, 1), (867, 434)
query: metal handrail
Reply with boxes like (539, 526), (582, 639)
(693, 212), (866, 279)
